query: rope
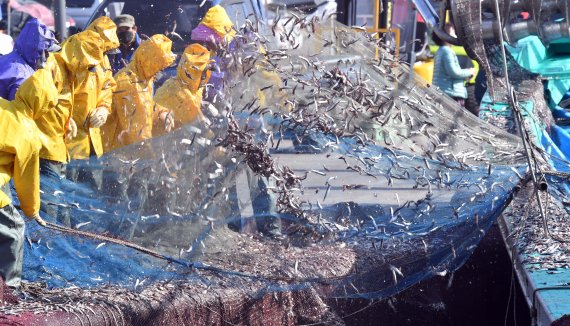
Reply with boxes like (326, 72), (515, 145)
(41, 221), (352, 284)
(43, 221), (193, 268)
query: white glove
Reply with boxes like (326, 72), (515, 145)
(28, 213), (47, 227)
(159, 111), (175, 133)
(89, 107), (109, 128)
(66, 118), (77, 141)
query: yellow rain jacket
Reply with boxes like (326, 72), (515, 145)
(41, 29), (106, 163)
(0, 69), (58, 217)
(247, 45), (286, 111)
(101, 34), (176, 151)
(200, 5), (236, 42)
(68, 17), (119, 159)
(154, 44), (211, 136)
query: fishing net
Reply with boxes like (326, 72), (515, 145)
(1, 17), (531, 325)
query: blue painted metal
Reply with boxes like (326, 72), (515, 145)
(479, 93), (545, 143)
(480, 53), (570, 324)
(488, 105), (570, 325)
(506, 36), (570, 107)
(499, 214), (570, 326)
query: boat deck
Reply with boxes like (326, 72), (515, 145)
(499, 185), (570, 326)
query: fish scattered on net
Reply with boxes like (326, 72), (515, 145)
(3, 13), (568, 325)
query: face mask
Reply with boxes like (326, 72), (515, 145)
(35, 50), (48, 69)
(117, 31), (135, 45)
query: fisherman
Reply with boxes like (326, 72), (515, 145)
(149, 44), (211, 215)
(40, 28), (111, 174)
(101, 34), (176, 151)
(0, 18), (60, 101)
(34, 28), (111, 225)
(100, 34), (176, 239)
(190, 3), (236, 102)
(0, 69), (56, 288)
(191, 7), (283, 238)
(110, 14), (141, 74)
(153, 43), (211, 134)
(66, 17), (119, 189)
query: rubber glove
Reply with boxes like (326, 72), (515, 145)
(89, 107), (109, 128)
(66, 118), (77, 141)
(159, 111), (175, 133)
(28, 213), (47, 227)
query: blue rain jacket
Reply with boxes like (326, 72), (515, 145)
(432, 46), (472, 99)
(0, 18), (57, 101)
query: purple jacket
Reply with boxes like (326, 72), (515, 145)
(191, 24), (239, 102)
(0, 18), (57, 100)
(206, 56), (224, 101)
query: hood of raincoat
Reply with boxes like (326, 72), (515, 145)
(177, 43), (211, 92)
(14, 18), (58, 68)
(130, 34), (176, 80)
(58, 30), (105, 73)
(191, 5), (235, 43)
(85, 16), (120, 53)
(14, 68), (58, 120)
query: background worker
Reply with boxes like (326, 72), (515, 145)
(110, 14), (141, 74)
(191, 8), (282, 238)
(66, 17), (119, 189)
(0, 69), (57, 288)
(0, 18), (60, 101)
(432, 24), (476, 113)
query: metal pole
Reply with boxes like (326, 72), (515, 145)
(54, 0), (67, 41)
(408, 5), (418, 75)
(348, 0), (356, 26)
(373, 0), (380, 30)
(7, 0), (11, 36)
(379, 0), (389, 29)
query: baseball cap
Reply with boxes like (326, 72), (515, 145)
(114, 14), (136, 28)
